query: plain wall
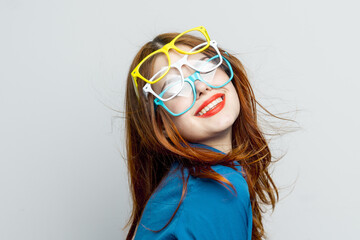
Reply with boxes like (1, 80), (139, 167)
(1, 0), (359, 239)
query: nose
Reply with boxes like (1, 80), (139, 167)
(194, 80), (212, 100)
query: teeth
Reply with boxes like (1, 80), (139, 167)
(197, 97), (223, 116)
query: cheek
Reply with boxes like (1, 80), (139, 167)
(171, 118), (186, 135)
(226, 83), (240, 115)
(170, 113), (196, 140)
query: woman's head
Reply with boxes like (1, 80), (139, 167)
(126, 29), (245, 154)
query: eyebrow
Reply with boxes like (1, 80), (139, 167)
(160, 76), (181, 92)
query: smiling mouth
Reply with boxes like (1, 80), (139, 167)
(194, 93), (226, 117)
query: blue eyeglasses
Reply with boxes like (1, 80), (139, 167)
(153, 55), (234, 116)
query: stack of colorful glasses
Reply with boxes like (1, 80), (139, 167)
(131, 26), (234, 116)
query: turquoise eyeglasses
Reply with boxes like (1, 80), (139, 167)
(153, 55), (234, 116)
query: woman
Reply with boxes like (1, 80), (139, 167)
(123, 26), (286, 240)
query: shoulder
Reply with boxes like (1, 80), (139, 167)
(146, 162), (251, 209)
(188, 163), (250, 205)
(173, 163), (252, 239)
(133, 163), (190, 239)
(186, 163), (251, 214)
(135, 162), (252, 239)
(149, 162), (249, 204)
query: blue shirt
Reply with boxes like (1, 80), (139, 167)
(134, 143), (253, 240)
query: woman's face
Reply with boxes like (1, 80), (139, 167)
(152, 45), (241, 144)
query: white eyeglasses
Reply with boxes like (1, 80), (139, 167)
(142, 40), (223, 101)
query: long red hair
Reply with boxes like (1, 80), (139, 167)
(123, 32), (296, 240)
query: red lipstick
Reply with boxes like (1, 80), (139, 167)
(194, 93), (225, 118)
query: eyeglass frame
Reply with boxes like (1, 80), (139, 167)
(131, 26), (211, 99)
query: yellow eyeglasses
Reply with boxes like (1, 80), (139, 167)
(131, 26), (211, 98)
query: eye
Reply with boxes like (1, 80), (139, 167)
(160, 80), (183, 99)
(190, 57), (218, 72)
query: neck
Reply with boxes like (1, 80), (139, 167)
(197, 128), (232, 154)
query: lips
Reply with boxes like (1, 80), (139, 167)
(194, 93), (225, 117)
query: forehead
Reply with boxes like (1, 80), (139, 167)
(152, 44), (193, 73)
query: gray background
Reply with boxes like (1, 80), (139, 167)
(1, 0), (359, 239)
